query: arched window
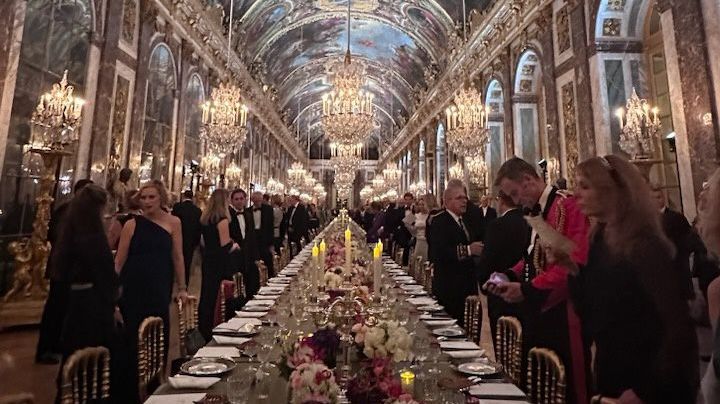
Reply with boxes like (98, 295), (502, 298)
(435, 123), (446, 195)
(418, 140), (426, 184)
(140, 43), (176, 184)
(486, 79), (505, 185)
(182, 73), (204, 189)
(1, 0), (94, 234)
(514, 50), (541, 166)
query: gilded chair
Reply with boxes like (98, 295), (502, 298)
(218, 279), (239, 322)
(423, 263), (434, 293)
(464, 295), (482, 344)
(527, 347), (566, 404)
(137, 317), (165, 402)
(413, 256), (424, 283)
(591, 396), (618, 404)
(59, 346), (110, 404)
(406, 246), (414, 269)
(290, 242), (299, 257)
(177, 295), (198, 357)
(496, 316), (523, 385)
(279, 246), (288, 267)
(273, 254), (281, 274)
(256, 260), (269, 286)
(0, 394), (34, 404)
(233, 272), (245, 299)
(394, 248), (404, 266)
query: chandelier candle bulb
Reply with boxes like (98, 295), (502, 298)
(345, 227), (352, 276)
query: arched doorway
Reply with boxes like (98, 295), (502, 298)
(181, 73), (204, 190)
(513, 50), (542, 166)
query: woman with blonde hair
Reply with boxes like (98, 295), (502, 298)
(198, 188), (239, 339)
(552, 155), (698, 403)
(114, 180), (187, 400)
(699, 168), (720, 403)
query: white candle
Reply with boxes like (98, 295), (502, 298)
(373, 245), (381, 295)
(344, 227), (352, 276)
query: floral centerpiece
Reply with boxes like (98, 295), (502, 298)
(289, 362), (341, 404)
(281, 327), (341, 378)
(345, 357), (406, 404)
(352, 320), (412, 362)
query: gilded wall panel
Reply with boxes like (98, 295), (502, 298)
(561, 82), (579, 185)
(556, 6), (571, 54)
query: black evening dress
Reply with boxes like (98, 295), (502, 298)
(118, 215), (174, 402)
(198, 219), (233, 340)
(569, 227), (699, 403)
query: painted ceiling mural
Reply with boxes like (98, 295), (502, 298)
(215, 0), (495, 152)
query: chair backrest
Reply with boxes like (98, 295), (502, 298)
(233, 272), (245, 299)
(273, 254), (281, 274)
(464, 295), (482, 344)
(279, 246), (288, 267)
(0, 393), (35, 404)
(256, 260), (269, 286)
(138, 317), (165, 401)
(59, 346), (110, 404)
(177, 295), (198, 357)
(496, 316), (523, 385)
(527, 347), (566, 404)
(218, 280), (238, 322)
(423, 263), (433, 292)
(394, 248), (404, 266)
(413, 256), (424, 282)
(290, 242), (298, 257)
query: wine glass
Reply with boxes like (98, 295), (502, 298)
(242, 341), (259, 361)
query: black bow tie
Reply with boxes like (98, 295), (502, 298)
(253, 207), (261, 211)
(523, 203), (542, 217)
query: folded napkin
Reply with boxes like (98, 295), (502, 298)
(212, 335), (251, 345)
(245, 299), (274, 307)
(168, 375), (221, 389)
(258, 286), (285, 294)
(407, 297), (437, 306)
(439, 341), (480, 350)
(194, 347), (240, 358)
(268, 278), (291, 284)
(424, 319), (457, 327)
(469, 383), (526, 398)
(394, 276), (414, 281)
(446, 350), (485, 359)
(478, 400), (529, 404)
(235, 311), (267, 318)
(253, 294), (280, 300)
(144, 393), (207, 404)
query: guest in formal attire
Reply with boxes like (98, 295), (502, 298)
(115, 180), (188, 400)
(478, 194), (498, 239)
(251, 191), (275, 277)
(428, 181), (484, 326)
(487, 157), (590, 404)
(271, 194), (285, 252)
(36, 179), (93, 365)
(699, 169), (720, 404)
(476, 191), (529, 350)
(388, 193), (414, 265)
(229, 188), (259, 298)
(555, 155), (699, 403)
(107, 189), (140, 250)
(198, 189), (239, 340)
(283, 194), (309, 253)
(308, 203), (320, 231)
(51, 184), (120, 402)
(172, 190), (202, 287)
(107, 168), (133, 214)
(366, 201), (385, 243)
(406, 196), (431, 263)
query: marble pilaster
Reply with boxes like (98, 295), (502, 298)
(0, 0), (25, 178)
(538, 7), (561, 164)
(568, 0), (596, 160)
(499, 49), (515, 158)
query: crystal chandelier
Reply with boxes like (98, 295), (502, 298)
(371, 176), (386, 193)
(288, 162), (307, 188)
(360, 185), (374, 200)
(201, 82), (249, 157)
(303, 174), (317, 193)
(449, 161), (464, 180)
(225, 161), (243, 187)
(266, 177), (285, 195)
(313, 182), (326, 197)
(466, 156), (488, 187)
(382, 163), (401, 187)
(330, 142), (362, 174)
(616, 88), (661, 160)
(415, 180), (427, 195)
(321, 0), (375, 145)
(31, 70), (85, 150)
(445, 86), (489, 158)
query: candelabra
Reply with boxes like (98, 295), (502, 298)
(466, 156), (488, 188)
(616, 89), (662, 178)
(445, 86), (490, 158)
(225, 161), (243, 189)
(4, 71), (85, 309)
(449, 161), (464, 180)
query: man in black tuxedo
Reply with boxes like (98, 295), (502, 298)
(172, 190), (202, 286)
(651, 186), (695, 299)
(475, 191), (529, 349)
(250, 191), (275, 277)
(428, 181), (485, 326)
(229, 188), (260, 298)
(283, 194), (309, 254)
(388, 193), (414, 265)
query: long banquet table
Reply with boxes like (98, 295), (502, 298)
(147, 232), (529, 404)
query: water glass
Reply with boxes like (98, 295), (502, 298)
(255, 368), (272, 400)
(226, 367), (256, 404)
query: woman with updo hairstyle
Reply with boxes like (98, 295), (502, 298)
(552, 155), (698, 403)
(114, 180), (188, 400)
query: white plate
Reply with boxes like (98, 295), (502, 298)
(456, 362), (502, 376)
(432, 327), (465, 337)
(418, 304), (444, 312)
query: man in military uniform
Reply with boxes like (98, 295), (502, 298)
(486, 157), (590, 404)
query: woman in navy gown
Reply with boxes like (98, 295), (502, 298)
(115, 180), (187, 401)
